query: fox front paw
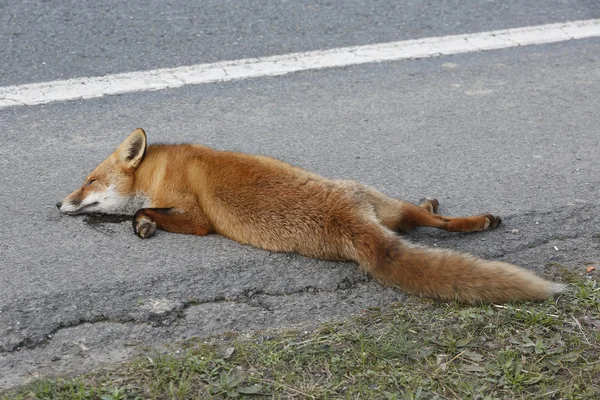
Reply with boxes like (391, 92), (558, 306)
(133, 214), (157, 238)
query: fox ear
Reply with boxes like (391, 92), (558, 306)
(117, 128), (147, 169)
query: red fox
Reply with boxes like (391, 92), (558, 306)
(57, 128), (564, 303)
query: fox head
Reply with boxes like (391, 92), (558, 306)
(57, 128), (150, 215)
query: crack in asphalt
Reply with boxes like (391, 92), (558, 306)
(2, 203), (598, 354)
(1, 279), (369, 353)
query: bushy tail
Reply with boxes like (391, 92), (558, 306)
(353, 224), (564, 303)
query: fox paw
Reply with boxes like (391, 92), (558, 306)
(418, 197), (439, 214)
(482, 214), (502, 230)
(134, 215), (157, 238)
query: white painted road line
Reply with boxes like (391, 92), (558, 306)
(1, 19), (600, 109)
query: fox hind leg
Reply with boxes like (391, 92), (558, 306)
(395, 200), (502, 233)
(357, 185), (501, 233)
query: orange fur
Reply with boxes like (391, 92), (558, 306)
(58, 129), (564, 303)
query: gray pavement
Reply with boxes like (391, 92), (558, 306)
(1, 0), (599, 86)
(1, 1), (600, 391)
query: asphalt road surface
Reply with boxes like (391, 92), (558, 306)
(1, 0), (600, 389)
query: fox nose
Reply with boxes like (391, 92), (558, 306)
(56, 201), (62, 209)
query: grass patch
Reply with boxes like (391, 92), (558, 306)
(4, 271), (599, 399)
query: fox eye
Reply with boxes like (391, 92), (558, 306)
(85, 179), (95, 187)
